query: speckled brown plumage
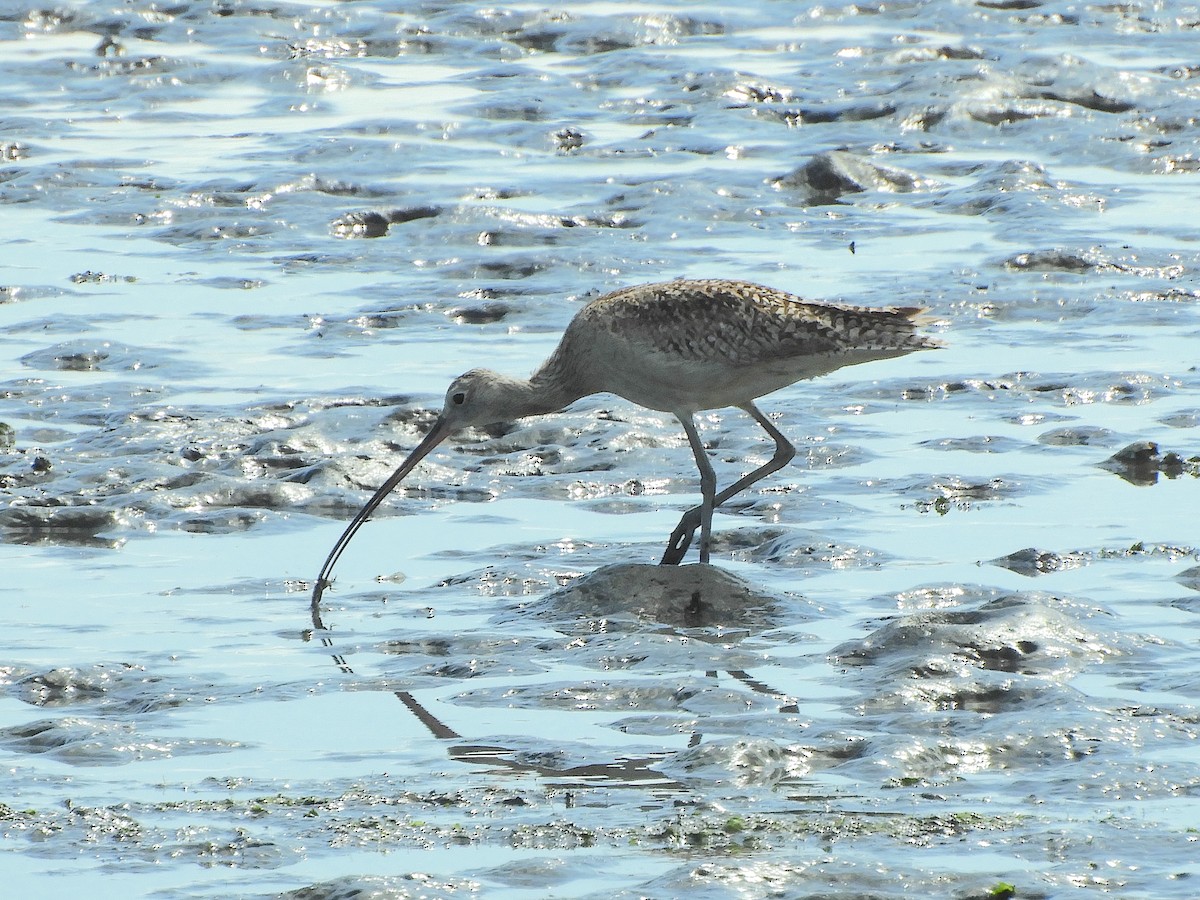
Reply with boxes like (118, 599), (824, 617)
(583, 279), (929, 362)
(533, 278), (937, 413)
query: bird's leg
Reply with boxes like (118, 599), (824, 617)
(677, 414), (717, 564)
(660, 403), (796, 565)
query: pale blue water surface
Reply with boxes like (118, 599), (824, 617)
(2, 1), (1199, 897)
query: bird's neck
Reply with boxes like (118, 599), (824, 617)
(475, 369), (579, 422)
(521, 370), (582, 417)
(522, 345), (590, 417)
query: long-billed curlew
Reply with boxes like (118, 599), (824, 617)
(311, 278), (938, 605)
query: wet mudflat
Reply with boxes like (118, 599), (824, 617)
(2, 1), (1200, 897)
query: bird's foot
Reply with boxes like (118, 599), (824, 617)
(660, 506), (703, 565)
(660, 535), (690, 565)
(660, 522), (696, 565)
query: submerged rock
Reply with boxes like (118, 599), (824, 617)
(833, 591), (1114, 670)
(1176, 566), (1200, 593)
(330, 205), (441, 238)
(1099, 440), (1190, 486)
(510, 562), (788, 631)
(990, 546), (1089, 576)
(772, 150), (933, 204)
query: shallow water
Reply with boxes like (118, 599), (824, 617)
(3, 1), (1200, 897)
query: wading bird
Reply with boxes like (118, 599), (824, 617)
(311, 278), (938, 606)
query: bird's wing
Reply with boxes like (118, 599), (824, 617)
(591, 279), (926, 365)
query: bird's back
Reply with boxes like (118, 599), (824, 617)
(538, 279), (939, 414)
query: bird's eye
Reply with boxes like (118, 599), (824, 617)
(451, 391), (466, 405)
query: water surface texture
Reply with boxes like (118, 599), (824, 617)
(3, 2), (1199, 897)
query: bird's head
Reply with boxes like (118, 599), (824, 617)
(438, 368), (532, 430)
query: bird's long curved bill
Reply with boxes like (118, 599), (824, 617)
(310, 417), (453, 621)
